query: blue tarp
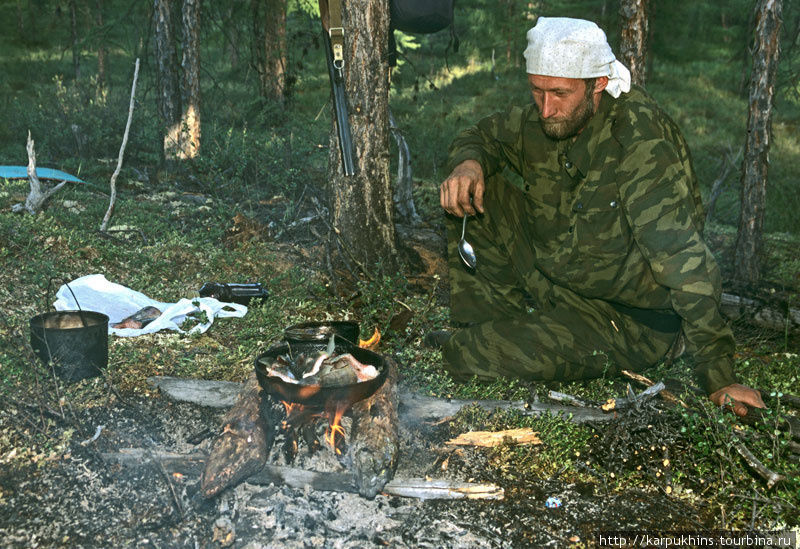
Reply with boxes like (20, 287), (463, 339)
(0, 166), (85, 183)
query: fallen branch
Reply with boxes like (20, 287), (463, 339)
(100, 57), (140, 232)
(147, 376), (615, 424)
(733, 441), (786, 489)
(763, 391), (800, 411)
(720, 292), (800, 333)
(621, 370), (689, 409)
(620, 371), (796, 487)
(599, 382), (665, 412)
(103, 449), (504, 500)
(11, 131), (68, 214)
(446, 428), (541, 447)
(398, 389), (614, 424)
(147, 376), (242, 408)
(547, 390), (591, 408)
(251, 465), (504, 500)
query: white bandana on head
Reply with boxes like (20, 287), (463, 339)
(523, 17), (632, 98)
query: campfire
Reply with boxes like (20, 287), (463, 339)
(277, 399), (350, 457)
(195, 320), (506, 502)
(258, 330), (387, 458)
(201, 322), (400, 499)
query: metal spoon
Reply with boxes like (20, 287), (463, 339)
(458, 213), (477, 269)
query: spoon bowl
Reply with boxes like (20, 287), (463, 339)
(458, 213), (477, 269)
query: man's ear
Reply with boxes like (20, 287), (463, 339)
(594, 76), (609, 94)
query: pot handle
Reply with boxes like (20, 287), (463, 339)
(46, 276), (89, 329)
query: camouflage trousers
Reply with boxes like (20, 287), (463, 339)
(443, 174), (680, 382)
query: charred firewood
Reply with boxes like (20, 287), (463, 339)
(201, 372), (276, 498)
(345, 358), (400, 499)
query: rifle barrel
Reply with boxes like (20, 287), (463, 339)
(323, 31), (356, 176)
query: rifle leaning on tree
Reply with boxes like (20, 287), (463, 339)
(322, 0), (355, 177)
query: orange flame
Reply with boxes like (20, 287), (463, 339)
(280, 401), (305, 429)
(281, 401), (300, 416)
(324, 404), (348, 455)
(359, 328), (381, 350)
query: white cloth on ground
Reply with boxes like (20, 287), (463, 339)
(53, 274), (248, 337)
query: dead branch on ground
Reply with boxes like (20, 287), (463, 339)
(621, 370), (689, 408)
(102, 450), (504, 500)
(146, 376), (617, 424)
(733, 440), (786, 489)
(621, 370), (795, 488)
(720, 292), (800, 333)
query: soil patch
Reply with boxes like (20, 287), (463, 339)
(0, 386), (710, 548)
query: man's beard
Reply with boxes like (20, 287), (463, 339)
(539, 87), (596, 140)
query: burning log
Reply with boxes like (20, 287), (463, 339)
(200, 372), (277, 498)
(345, 358), (400, 498)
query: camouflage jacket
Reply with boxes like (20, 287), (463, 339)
(447, 85), (737, 393)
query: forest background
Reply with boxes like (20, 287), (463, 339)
(0, 0), (798, 534)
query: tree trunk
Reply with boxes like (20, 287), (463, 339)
(223, 3), (240, 68)
(619, 0), (649, 87)
(251, 0), (287, 103)
(327, 0), (399, 274)
(17, 0), (24, 37)
(179, 0), (201, 159)
(734, 0), (783, 287)
(69, 0), (81, 80)
(95, 0), (107, 87)
(153, 0), (182, 160)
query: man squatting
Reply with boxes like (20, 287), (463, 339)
(438, 17), (765, 416)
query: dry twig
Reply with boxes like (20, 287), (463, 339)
(100, 58), (140, 232)
(733, 441), (786, 489)
(621, 370), (689, 408)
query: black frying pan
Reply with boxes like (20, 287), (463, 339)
(254, 335), (387, 407)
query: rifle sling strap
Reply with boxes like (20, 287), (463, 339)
(328, 0), (345, 68)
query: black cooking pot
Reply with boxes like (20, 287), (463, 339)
(30, 310), (109, 382)
(283, 320), (360, 346)
(255, 335), (386, 407)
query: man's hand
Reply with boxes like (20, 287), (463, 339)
(709, 383), (766, 417)
(440, 159), (485, 217)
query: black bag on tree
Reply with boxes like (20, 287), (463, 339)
(391, 0), (454, 34)
(388, 0), (458, 66)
